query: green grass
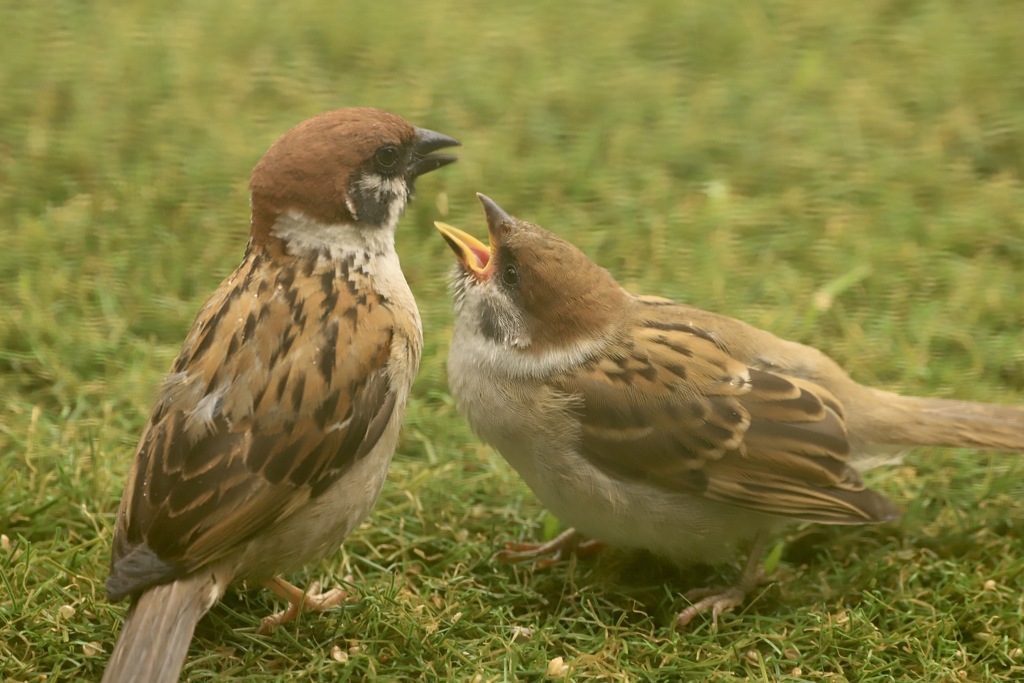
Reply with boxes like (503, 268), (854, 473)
(2, 0), (1024, 680)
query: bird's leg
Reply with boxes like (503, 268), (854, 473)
(495, 527), (607, 568)
(675, 533), (770, 628)
(257, 575), (352, 634)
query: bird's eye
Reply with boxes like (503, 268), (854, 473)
(374, 146), (401, 171)
(501, 264), (520, 288)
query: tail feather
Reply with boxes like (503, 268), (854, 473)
(860, 389), (1024, 452)
(102, 572), (223, 683)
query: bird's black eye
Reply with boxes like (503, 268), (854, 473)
(374, 146), (401, 172)
(501, 264), (520, 288)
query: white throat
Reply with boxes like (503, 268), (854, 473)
(272, 210), (396, 260)
(270, 210), (415, 309)
(450, 308), (610, 379)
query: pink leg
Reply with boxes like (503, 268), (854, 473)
(257, 575), (352, 634)
(495, 528), (607, 567)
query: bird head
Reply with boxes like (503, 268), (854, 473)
(436, 194), (626, 359)
(249, 107), (458, 250)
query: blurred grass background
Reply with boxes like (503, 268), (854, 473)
(2, 0), (1023, 680)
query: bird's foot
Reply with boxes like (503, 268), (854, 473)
(674, 575), (762, 628)
(258, 576), (353, 634)
(495, 528), (606, 568)
(675, 534), (770, 628)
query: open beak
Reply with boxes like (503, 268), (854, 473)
(407, 126), (460, 179)
(435, 221), (492, 277)
(435, 193), (516, 278)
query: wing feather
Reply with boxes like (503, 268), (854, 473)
(551, 299), (900, 526)
(108, 251), (400, 600)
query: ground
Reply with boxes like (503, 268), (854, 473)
(2, 1), (1023, 680)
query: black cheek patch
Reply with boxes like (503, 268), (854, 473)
(478, 305), (505, 343)
(348, 171), (404, 228)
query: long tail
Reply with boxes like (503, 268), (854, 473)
(101, 572), (222, 683)
(856, 388), (1024, 452)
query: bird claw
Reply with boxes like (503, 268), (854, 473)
(258, 577), (352, 634)
(674, 534), (771, 629)
(495, 528), (606, 567)
(675, 584), (751, 628)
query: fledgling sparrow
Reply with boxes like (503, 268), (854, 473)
(437, 194), (1024, 627)
(101, 107), (458, 683)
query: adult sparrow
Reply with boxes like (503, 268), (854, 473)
(101, 107), (458, 683)
(436, 194), (1024, 627)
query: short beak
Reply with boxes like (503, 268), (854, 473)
(435, 193), (516, 278)
(408, 126), (460, 179)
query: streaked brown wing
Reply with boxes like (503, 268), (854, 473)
(553, 304), (899, 525)
(108, 253), (399, 599)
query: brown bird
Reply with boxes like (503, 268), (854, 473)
(436, 193), (1024, 627)
(101, 107), (458, 683)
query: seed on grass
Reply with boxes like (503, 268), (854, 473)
(1, 534), (10, 553)
(82, 642), (103, 656)
(983, 579), (997, 591)
(545, 656), (568, 678)
(331, 645), (348, 663)
(58, 605), (75, 619)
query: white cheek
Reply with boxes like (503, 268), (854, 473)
(386, 193), (407, 229)
(357, 173), (406, 197)
(450, 285), (609, 379)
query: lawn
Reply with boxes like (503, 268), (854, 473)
(2, 0), (1023, 681)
